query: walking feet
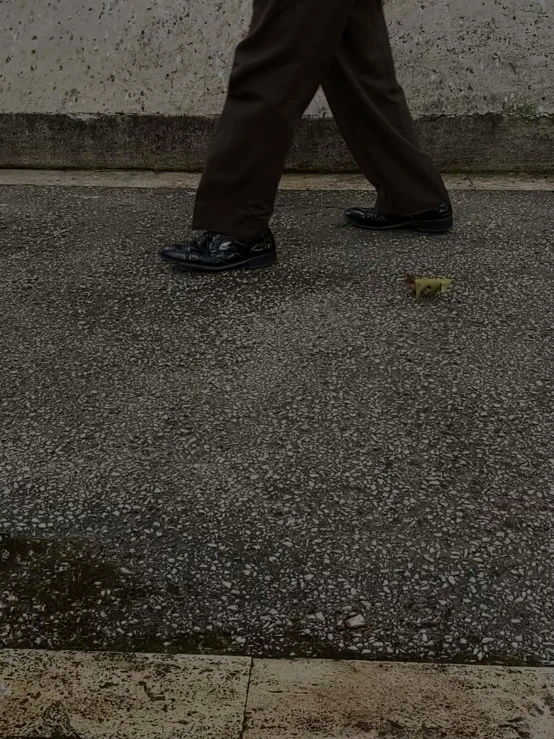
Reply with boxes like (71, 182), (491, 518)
(344, 201), (453, 234)
(160, 230), (277, 272)
(160, 202), (452, 275)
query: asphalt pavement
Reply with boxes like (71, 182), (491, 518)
(1, 183), (553, 665)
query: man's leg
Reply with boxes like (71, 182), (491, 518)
(192, 0), (357, 240)
(322, 0), (450, 216)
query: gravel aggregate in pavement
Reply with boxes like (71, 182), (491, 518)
(1, 186), (553, 664)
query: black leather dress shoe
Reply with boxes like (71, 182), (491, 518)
(160, 230), (277, 272)
(344, 201), (453, 233)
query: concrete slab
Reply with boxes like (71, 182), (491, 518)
(245, 660), (554, 739)
(0, 651), (251, 739)
(1, 186), (553, 664)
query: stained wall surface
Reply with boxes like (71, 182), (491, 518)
(2, 0), (552, 117)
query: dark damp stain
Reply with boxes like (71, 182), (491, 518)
(1, 534), (148, 647)
(0, 533), (236, 656)
(0, 534), (542, 666)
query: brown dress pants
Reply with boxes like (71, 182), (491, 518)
(192, 0), (449, 240)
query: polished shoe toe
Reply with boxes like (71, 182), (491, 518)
(160, 244), (192, 262)
(160, 242), (204, 263)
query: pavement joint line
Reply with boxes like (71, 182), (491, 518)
(1, 169), (554, 191)
(1, 651), (553, 738)
(240, 658), (255, 739)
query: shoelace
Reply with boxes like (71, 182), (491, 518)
(194, 231), (213, 249)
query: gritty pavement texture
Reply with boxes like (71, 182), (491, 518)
(1, 654), (554, 739)
(0, 186), (553, 665)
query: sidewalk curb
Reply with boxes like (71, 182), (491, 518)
(1, 169), (554, 191)
(1, 650), (553, 738)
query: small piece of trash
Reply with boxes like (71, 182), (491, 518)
(406, 274), (452, 299)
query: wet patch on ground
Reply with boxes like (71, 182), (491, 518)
(0, 534), (541, 665)
(1, 534), (168, 651)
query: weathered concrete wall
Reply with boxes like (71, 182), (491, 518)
(1, 0), (553, 170)
(2, 0), (553, 117)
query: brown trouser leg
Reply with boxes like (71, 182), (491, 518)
(192, 0), (449, 240)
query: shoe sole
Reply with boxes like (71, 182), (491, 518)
(161, 251), (277, 273)
(344, 213), (453, 234)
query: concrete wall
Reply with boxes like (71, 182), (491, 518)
(1, 0), (553, 171)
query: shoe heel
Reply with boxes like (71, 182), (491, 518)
(416, 216), (453, 234)
(247, 252), (277, 269)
